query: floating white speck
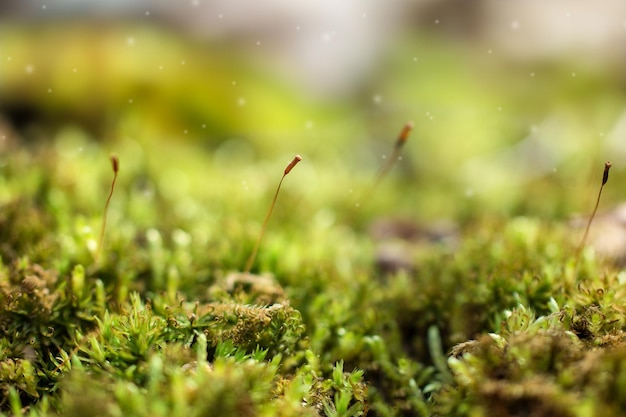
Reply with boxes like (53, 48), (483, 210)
(305, 120), (314, 129)
(181, 60), (185, 65)
(511, 20), (520, 30)
(237, 97), (247, 106)
(42, 4), (46, 9)
(373, 95), (382, 104)
(126, 37), (135, 46)
(25, 65), (34, 74)
(202, 124), (206, 129)
(128, 99), (133, 103)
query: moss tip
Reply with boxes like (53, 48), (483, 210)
(602, 161), (612, 186)
(111, 155), (119, 173)
(284, 155), (302, 175)
(397, 122), (414, 145)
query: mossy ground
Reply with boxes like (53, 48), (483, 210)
(2, 22), (626, 417)
(0, 132), (624, 417)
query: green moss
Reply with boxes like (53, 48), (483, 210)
(0, 153), (622, 416)
(2, 29), (626, 415)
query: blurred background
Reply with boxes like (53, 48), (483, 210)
(2, 0), (626, 222)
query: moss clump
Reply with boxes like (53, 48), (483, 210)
(432, 297), (626, 417)
(2, 126), (626, 417)
(0, 259), (102, 410)
(0, 199), (58, 264)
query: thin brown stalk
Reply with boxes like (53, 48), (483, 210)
(575, 161), (611, 270)
(358, 122), (413, 206)
(96, 155), (119, 263)
(244, 155), (302, 273)
(373, 122), (413, 189)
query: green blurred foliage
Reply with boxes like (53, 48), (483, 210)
(2, 21), (626, 220)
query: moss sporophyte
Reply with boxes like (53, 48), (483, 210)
(575, 161), (611, 271)
(95, 155), (119, 265)
(356, 122), (413, 208)
(244, 154), (302, 274)
(215, 155), (303, 307)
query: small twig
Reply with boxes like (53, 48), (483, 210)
(574, 161), (611, 271)
(244, 155), (302, 273)
(96, 155), (119, 264)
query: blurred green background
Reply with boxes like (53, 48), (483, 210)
(2, 0), (626, 224)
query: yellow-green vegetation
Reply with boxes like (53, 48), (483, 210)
(2, 21), (626, 417)
(1, 135), (625, 417)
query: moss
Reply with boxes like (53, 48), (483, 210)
(0, 199), (58, 264)
(2, 106), (626, 417)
